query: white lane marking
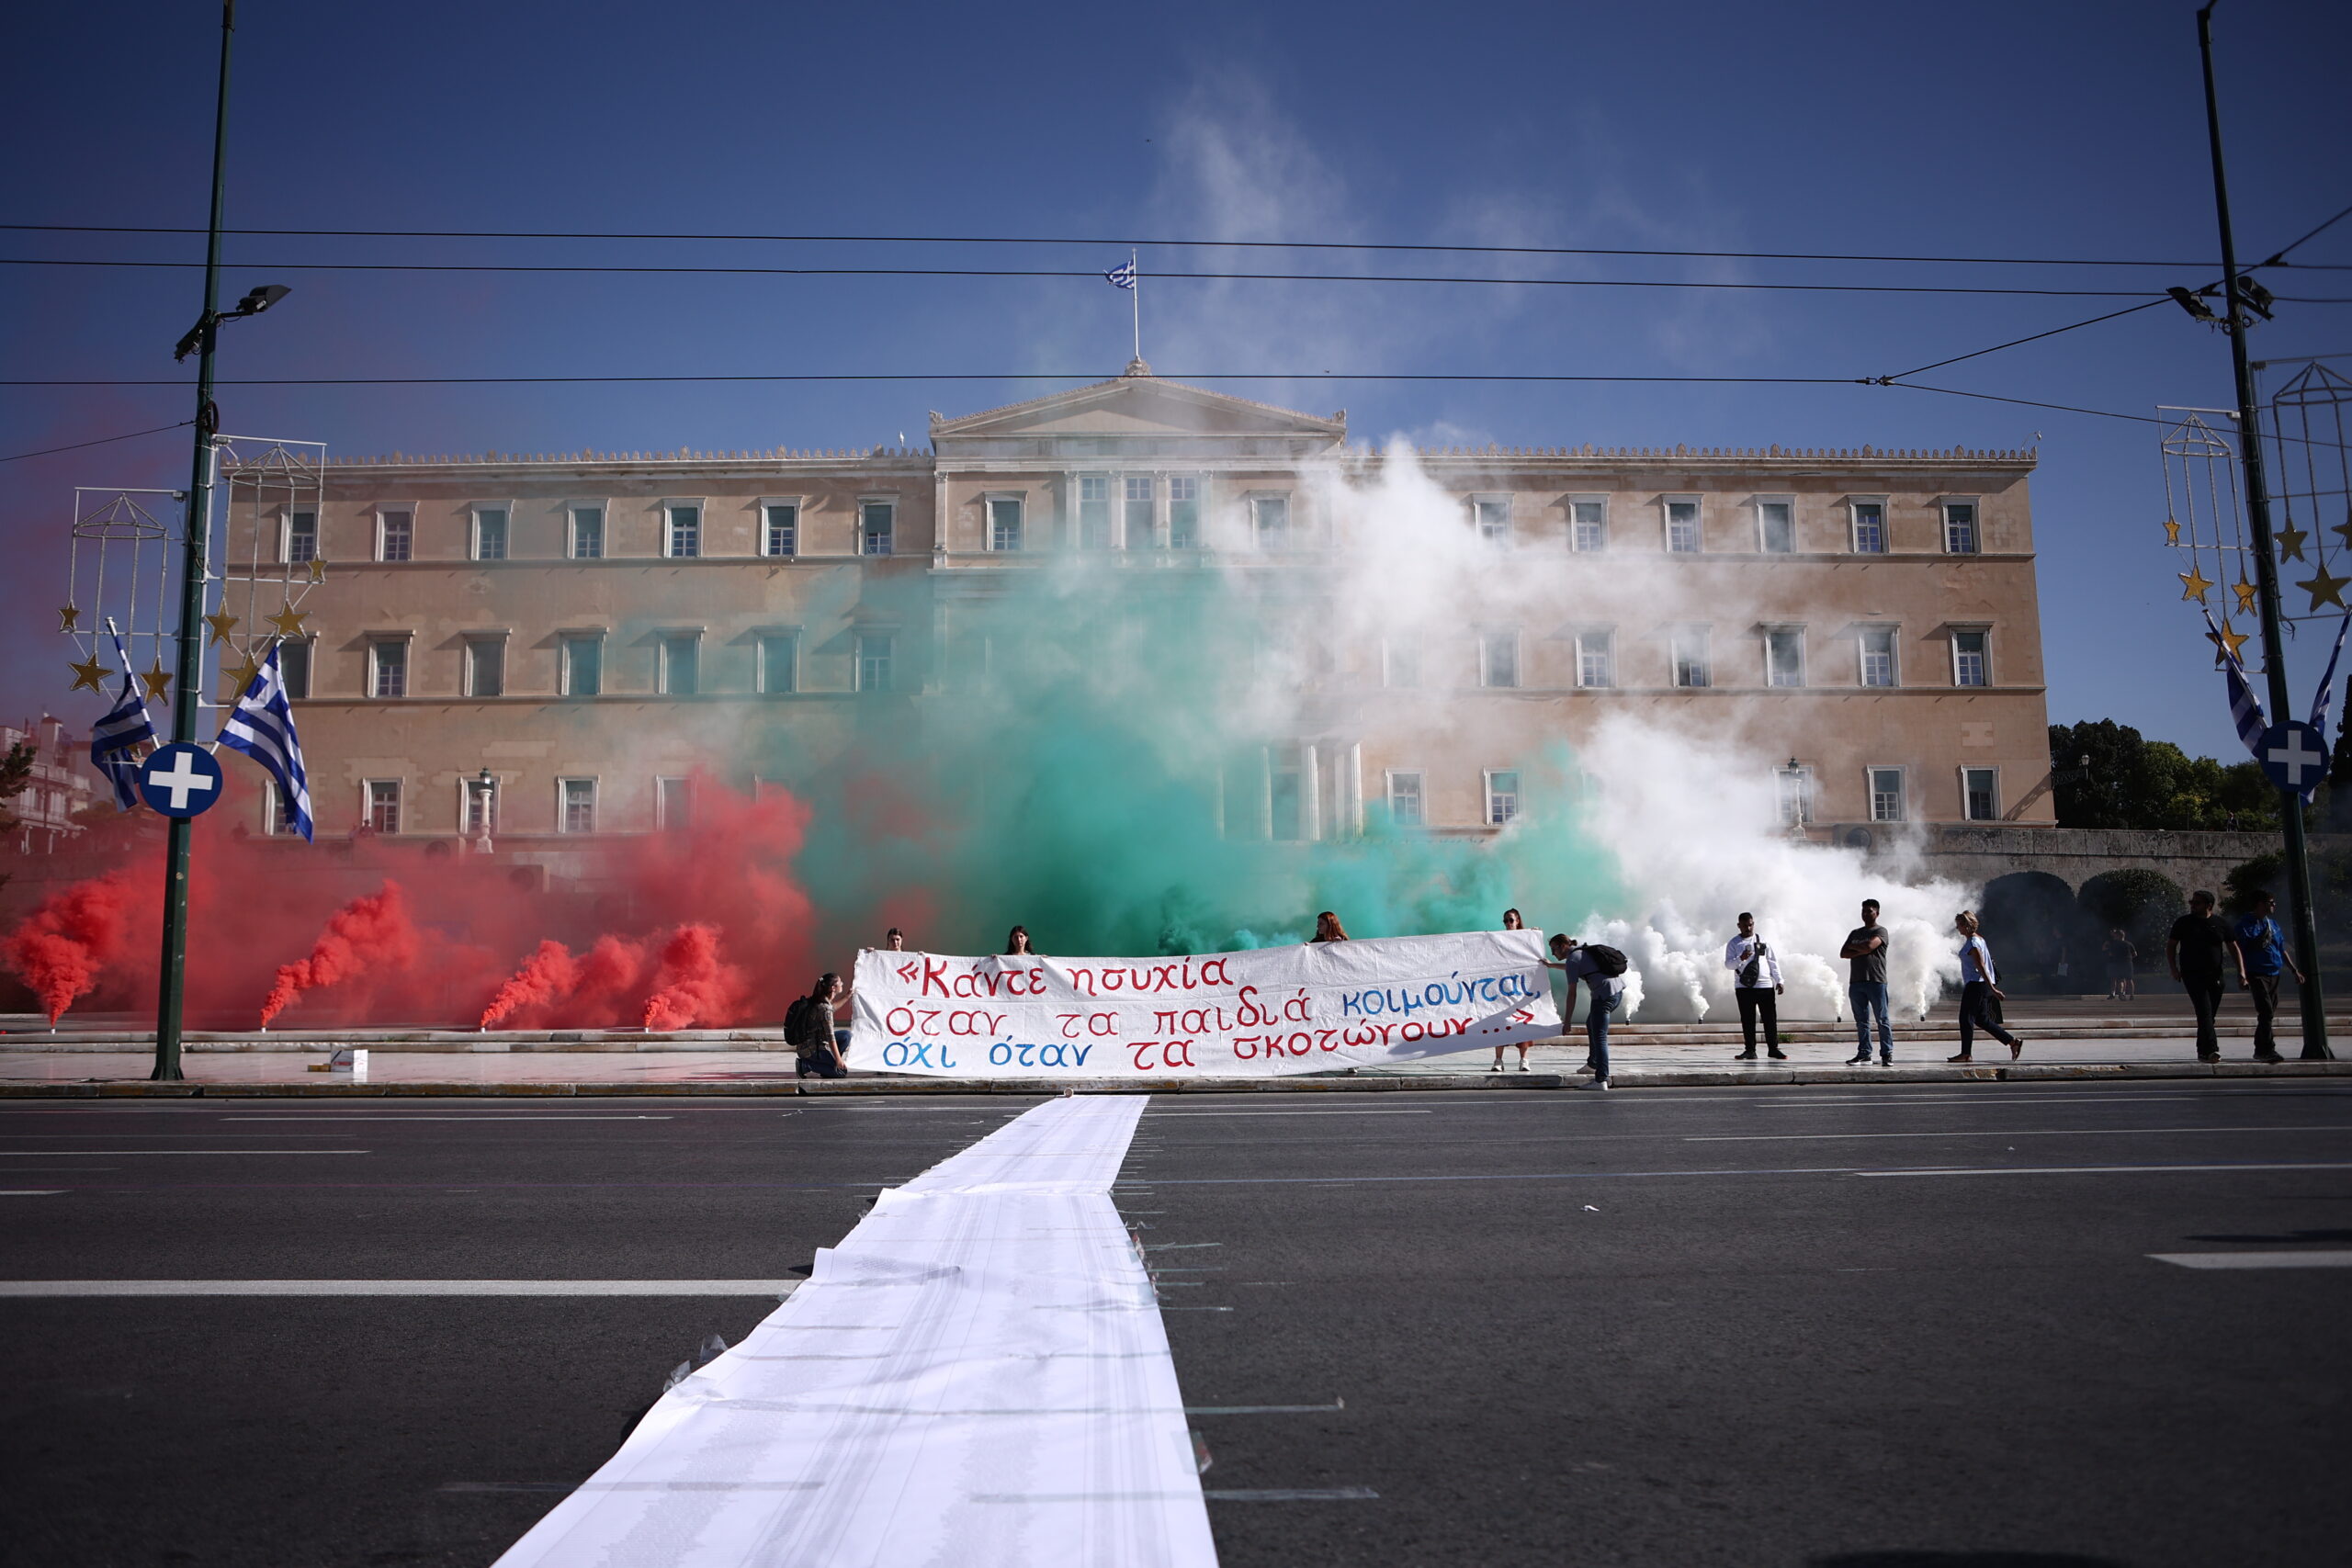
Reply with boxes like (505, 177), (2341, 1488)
(1858, 1161), (2352, 1178)
(0, 1280), (806, 1297)
(0, 1190), (65, 1196)
(1690, 1125), (2343, 1142)
(2149, 1251), (2352, 1269)
(0, 1149), (368, 1156)
(1204, 1487), (1380, 1501)
(217, 1116), (673, 1122)
(1148, 1110), (1434, 1117)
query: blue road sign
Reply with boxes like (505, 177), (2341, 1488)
(138, 743), (225, 818)
(2256, 719), (2332, 798)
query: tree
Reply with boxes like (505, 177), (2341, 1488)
(0, 739), (34, 896)
(2078, 868), (2185, 966)
(2048, 720), (2279, 831)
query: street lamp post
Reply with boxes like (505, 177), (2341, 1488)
(2194, 3), (2331, 1059)
(469, 768), (496, 855)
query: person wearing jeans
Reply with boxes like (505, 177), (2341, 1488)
(1840, 898), (1894, 1066)
(2231, 890), (2301, 1062)
(1548, 936), (1626, 1089)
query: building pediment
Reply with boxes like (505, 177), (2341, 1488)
(931, 368), (1346, 461)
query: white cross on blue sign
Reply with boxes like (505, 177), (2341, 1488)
(2256, 719), (2330, 796)
(138, 742), (224, 818)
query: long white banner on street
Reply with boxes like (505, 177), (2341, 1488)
(851, 929), (1559, 1078)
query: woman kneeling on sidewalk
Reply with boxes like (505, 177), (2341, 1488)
(1949, 911), (2025, 1063)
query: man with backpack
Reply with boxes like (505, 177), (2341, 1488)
(786, 973), (848, 1079)
(1724, 911), (1786, 1061)
(1547, 934), (1629, 1090)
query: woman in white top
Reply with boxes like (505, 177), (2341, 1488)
(1950, 910), (2026, 1062)
(1493, 908), (1533, 1072)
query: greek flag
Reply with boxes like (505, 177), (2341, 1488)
(217, 643), (313, 841)
(1105, 259), (1136, 289)
(89, 641), (155, 812)
(2308, 611), (2349, 735)
(2205, 609), (2268, 759)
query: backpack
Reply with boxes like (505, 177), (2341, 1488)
(1736, 941), (1766, 990)
(1584, 943), (1629, 978)
(784, 996), (823, 1055)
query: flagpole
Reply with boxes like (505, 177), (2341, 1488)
(1130, 248), (1142, 365)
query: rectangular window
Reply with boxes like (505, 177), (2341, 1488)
(284, 510), (319, 564)
(1943, 502), (1980, 555)
(1671, 626), (1711, 689)
(1474, 498), (1511, 546)
(659, 634), (699, 695)
(1962, 767), (1999, 822)
(560, 635), (603, 697)
(278, 639), (311, 701)
(560, 778), (596, 835)
(473, 508), (508, 561)
(1766, 628), (1805, 688)
(378, 510), (413, 563)
(1576, 628), (1614, 689)
(570, 506), (605, 559)
(758, 633), (797, 694)
(1486, 770), (1521, 828)
(1851, 501), (1887, 554)
(1383, 638), (1420, 690)
(465, 637), (505, 698)
(370, 640), (408, 698)
(861, 500), (894, 556)
(1125, 476), (1154, 547)
(1860, 626), (1898, 688)
(1252, 494), (1290, 551)
(1078, 476), (1112, 548)
(1777, 766), (1814, 829)
(366, 780), (401, 835)
(857, 632), (894, 693)
(1168, 476), (1201, 548)
(665, 504), (702, 558)
(1480, 630), (1520, 689)
(1569, 500), (1606, 553)
(763, 502), (798, 558)
(1869, 766), (1906, 823)
(1953, 629), (1990, 687)
(1666, 500), (1702, 554)
(988, 496), (1023, 552)
(656, 776), (693, 833)
(1758, 500), (1793, 554)
(1387, 771), (1425, 828)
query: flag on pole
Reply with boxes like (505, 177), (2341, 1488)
(89, 637), (155, 812)
(217, 643), (314, 841)
(1105, 259), (1136, 289)
(2307, 611), (2350, 734)
(2203, 608), (2267, 759)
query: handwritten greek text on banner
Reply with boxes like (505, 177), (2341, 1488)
(851, 930), (1560, 1077)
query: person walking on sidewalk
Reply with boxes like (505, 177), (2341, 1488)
(2232, 890), (2301, 1063)
(1841, 899), (1894, 1066)
(2167, 890), (2233, 1062)
(1546, 936), (1627, 1089)
(1947, 911), (2026, 1062)
(1724, 912), (1786, 1061)
(2103, 928), (2137, 1003)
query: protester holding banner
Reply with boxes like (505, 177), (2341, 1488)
(1310, 911), (1349, 943)
(1005, 925), (1043, 956)
(1493, 909), (1535, 1072)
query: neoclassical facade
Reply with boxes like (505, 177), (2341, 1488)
(232, 369), (2052, 844)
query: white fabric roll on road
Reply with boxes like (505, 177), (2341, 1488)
(492, 1093), (1216, 1567)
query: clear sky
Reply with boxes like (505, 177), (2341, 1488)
(4, 0), (2346, 758)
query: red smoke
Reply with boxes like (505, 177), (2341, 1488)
(258, 882), (421, 1027)
(0, 871), (153, 1023)
(478, 939), (577, 1030)
(640, 924), (745, 1031)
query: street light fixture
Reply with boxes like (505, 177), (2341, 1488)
(173, 282), (291, 362)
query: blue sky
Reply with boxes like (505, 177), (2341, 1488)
(4, 0), (2346, 757)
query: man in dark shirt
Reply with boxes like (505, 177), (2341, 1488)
(2166, 890), (2233, 1062)
(2230, 890), (2301, 1062)
(1839, 898), (1894, 1066)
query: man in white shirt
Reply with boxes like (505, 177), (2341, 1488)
(1724, 911), (1786, 1062)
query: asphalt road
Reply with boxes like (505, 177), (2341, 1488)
(2, 1083), (2347, 1567)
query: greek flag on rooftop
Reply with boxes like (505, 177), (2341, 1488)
(218, 643), (314, 841)
(1105, 259), (1136, 289)
(89, 638), (155, 812)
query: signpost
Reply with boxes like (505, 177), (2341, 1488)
(137, 745), (225, 819)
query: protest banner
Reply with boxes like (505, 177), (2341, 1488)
(850, 929), (1560, 1077)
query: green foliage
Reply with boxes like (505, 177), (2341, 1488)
(2222, 853), (2284, 915)
(2049, 719), (2280, 831)
(2077, 867), (2185, 962)
(0, 739), (32, 895)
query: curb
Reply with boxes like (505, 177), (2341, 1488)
(0, 1061), (2344, 1098)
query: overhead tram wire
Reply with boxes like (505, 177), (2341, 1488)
(0, 418), (195, 465)
(12, 221), (2345, 271)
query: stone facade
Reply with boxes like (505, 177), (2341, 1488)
(226, 371), (2053, 843)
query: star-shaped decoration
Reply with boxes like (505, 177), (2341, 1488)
(2277, 524), (2309, 562)
(2162, 517), (2181, 546)
(67, 654), (110, 694)
(2335, 512), (2352, 550)
(2209, 622), (2250, 660)
(57, 604), (80, 634)
(203, 609), (240, 646)
(2300, 566), (2350, 611)
(2178, 566), (2214, 602)
(305, 558), (326, 583)
(2233, 579), (2259, 615)
(140, 660), (172, 701)
(222, 652), (261, 693)
(265, 604), (311, 637)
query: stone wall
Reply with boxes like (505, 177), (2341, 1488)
(1849, 823), (2345, 895)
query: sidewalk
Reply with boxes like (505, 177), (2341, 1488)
(1, 1010), (2342, 1095)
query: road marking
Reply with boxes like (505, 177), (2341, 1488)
(446, 1481), (820, 1495)
(1185, 1401), (1345, 1414)
(0, 1190), (65, 1196)
(1858, 1162), (2352, 1178)
(0, 1149), (370, 1156)
(1689, 1125), (2343, 1142)
(217, 1116), (673, 1122)
(0, 1280), (806, 1297)
(1204, 1487), (1379, 1501)
(2148, 1251), (2352, 1269)
(1148, 1110), (1435, 1117)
